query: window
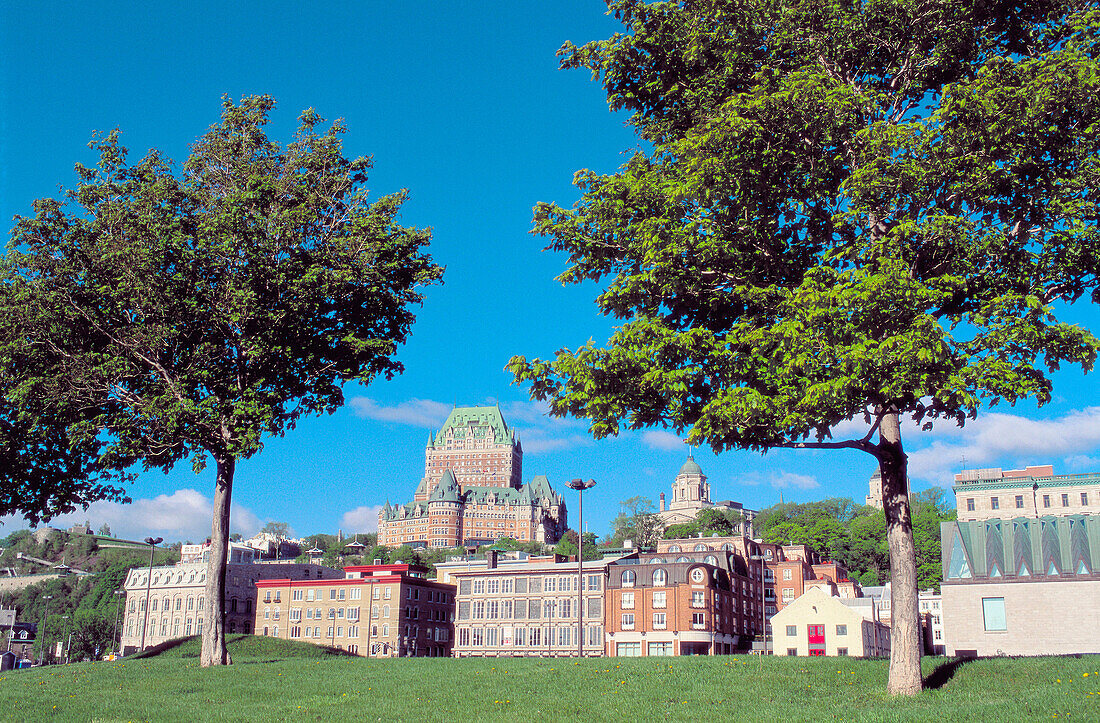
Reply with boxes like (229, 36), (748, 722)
(652, 612), (666, 630)
(1062, 493), (1070, 507)
(1015, 495), (1024, 509)
(622, 613), (635, 630)
(622, 570), (636, 587)
(690, 568), (706, 584)
(990, 497), (999, 510)
(1083, 492), (1089, 506)
(982, 597), (1007, 631)
(621, 591), (635, 609)
(616, 642), (641, 657)
(786, 625), (797, 636)
(836, 624), (847, 636)
(783, 569), (792, 581)
(966, 498), (975, 512)
(652, 569), (667, 586)
(652, 591), (666, 609)
(782, 588), (794, 603)
(787, 648), (798, 656)
(1043, 495), (1051, 508)
(691, 591), (704, 608)
(691, 613), (705, 629)
(648, 642), (673, 656)
(837, 647), (848, 656)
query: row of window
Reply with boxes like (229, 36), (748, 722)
(615, 642), (674, 657)
(621, 568), (709, 587)
(784, 624), (848, 636)
(130, 595), (208, 613)
(622, 612), (706, 630)
(621, 590), (711, 609)
(966, 492), (1091, 512)
(460, 574), (603, 596)
(457, 625), (602, 648)
(457, 597), (602, 621)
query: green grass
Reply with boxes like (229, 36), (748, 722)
(1, 636), (1097, 721)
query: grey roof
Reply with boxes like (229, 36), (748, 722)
(679, 454), (703, 477)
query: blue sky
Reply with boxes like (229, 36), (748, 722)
(4, 2), (1100, 544)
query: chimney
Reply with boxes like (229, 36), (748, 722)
(659, 493), (666, 512)
(487, 550), (498, 569)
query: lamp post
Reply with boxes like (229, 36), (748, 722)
(566, 478), (596, 657)
(112, 590), (125, 657)
(40, 595), (53, 664)
(140, 537), (163, 651)
(749, 554), (768, 654)
(59, 615), (69, 664)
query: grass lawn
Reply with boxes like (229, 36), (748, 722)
(1, 636), (1097, 721)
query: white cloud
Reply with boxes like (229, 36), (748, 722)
(349, 397), (452, 427)
(641, 430), (686, 451)
(518, 431), (594, 454)
(340, 506), (381, 535)
(905, 407), (1100, 484)
(742, 471), (820, 490)
(14, 489), (263, 543)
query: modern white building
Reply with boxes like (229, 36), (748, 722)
(954, 465), (1100, 522)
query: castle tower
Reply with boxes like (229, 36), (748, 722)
(669, 452), (710, 510)
(417, 405), (522, 500)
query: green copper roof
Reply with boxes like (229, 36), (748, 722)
(679, 453), (703, 477)
(431, 405), (513, 446)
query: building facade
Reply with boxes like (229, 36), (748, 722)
(605, 554), (751, 656)
(771, 587), (891, 657)
(256, 563), (455, 657)
(919, 589), (945, 655)
(451, 554), (607, 657)
(954, 465), (1100, 522)
(120, 561), (340, 654)
(656, 454), (757, 536)
(940, 516), (1100, 656)
(378, 406), (567, 548)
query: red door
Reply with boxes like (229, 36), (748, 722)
(808, 624), (826, 655)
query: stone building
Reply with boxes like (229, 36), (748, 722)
(954, 465), (1100, 522)
(656, 454), (757, 536)
(256, 563), (455, 658)
(940, 515), (1100, 656)
(378, 405), (567, 548)
(119, 560), (339, 654)
(451, 553), (607, 657)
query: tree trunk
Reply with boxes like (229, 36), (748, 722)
(878, 411), (922, 695)
(200, 454), (234, 667)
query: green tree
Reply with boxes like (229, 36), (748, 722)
(96, 523), (112, 538)
(1, 96), (442, 667)
(509, 1), (1100, 694)
(610, 496), (663, 548)
(260, 522), (292, 539)
(662, 521), (701, 539)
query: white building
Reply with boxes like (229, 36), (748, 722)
(770, 587), (891, 658)
(954, 465), (1100, 522)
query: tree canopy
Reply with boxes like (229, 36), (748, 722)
(510, 0), (1100, 694)
(1, 95), (442, 666)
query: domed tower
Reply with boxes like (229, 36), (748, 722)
(669, 453), (710, 510)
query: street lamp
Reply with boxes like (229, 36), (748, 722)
(60, 615), (70, 664)
(40, 595), (53, 664)
(140, 537), (163, 651)
(566, 477), (596, 657)
(749, 554), (768, 654)
(112, 590), (125, 657)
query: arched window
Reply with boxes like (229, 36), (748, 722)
(668, 545), (681, 553)
(704, 555), (718, 566)
(676, 556), (690, 563)
(722, 544), (733, 551)
(694, 543), (709, 552)
(652, 569), (667, 586)
(622, 570), (636, 587)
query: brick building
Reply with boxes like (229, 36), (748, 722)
(120, 560), (339, 654)
(378, 406), (568, 548)
(954, 465), (1100, 522)
(451, 552), (607, 657)
(605, 553), (754, 656)
(256, 563), (455, 657)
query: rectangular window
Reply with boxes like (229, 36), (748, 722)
(786, 625), (797, 636)
(544, 577), (556, 593)
(622, 613), (635, 630)
(982, 597), (1007, 631)
(652, 591), (666, 609)
(587, 574), (602, 591)
(836, 625), (847, 636)
(990, 497), (999, 510)
(787, 648), (797, 656)
(782, 588), (794, 603)
(783, 569), (792, 580)
(691, 591), (704, 608)
(616, 642), (641, 657)
(621, 591), (635, 609)
(1083, 492), (1089, 505)
(837, 647), (848, 656)
(1062, 494), (1070, 507)
(648, 642), (673, 656)
(529, 627), (540, 646)
(652, 612), (666, 630)
(967, 498), (975, 512)
(692, 612), (705, 629)
(1015, 495), (1024, 509)
(307, 590), (315, 602)
(1043, 495), (1051, 508)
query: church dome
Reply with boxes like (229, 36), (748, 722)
(679, 454), (703, 476)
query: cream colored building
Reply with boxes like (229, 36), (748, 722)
(120, 560), (340, 654)
(771, 587), (891, 657)
(954, 465), (1100, 522)
(656, 454), (756, 535)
